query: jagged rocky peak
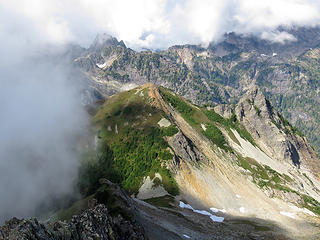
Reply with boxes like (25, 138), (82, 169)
(239, 85), (275, 118)
(235, 85), (319, 178)
(90, 33), (126, 51)
(213, 104), (234, 119)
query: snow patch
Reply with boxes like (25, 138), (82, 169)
(272, 52), (278, 57)
(210, 207), (226, 213)
(289, 205), (316, 216)
(210, 207), (219, 213)
(183, 234), (191, 239)
(280, 211), (295, 219)
(239, 207), (246, 213)
(96, 62), (107, 68)
(210, 215), (224, 222)
(179, 201), (193, 210)
(180, 201), (224, 222)
(158, 118), (171, 128)
(194, 209), (212, 216)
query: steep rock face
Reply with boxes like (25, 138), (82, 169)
(0, 204), (145, 240)
(168, 131), (207, 164)
(235, 86), (320, 178)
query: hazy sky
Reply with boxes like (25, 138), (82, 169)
(1, 0), (320, 50)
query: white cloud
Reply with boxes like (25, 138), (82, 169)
(260, 31), (297, 44)
(172, 0), (228, 45)
(1, 0), (320, 48)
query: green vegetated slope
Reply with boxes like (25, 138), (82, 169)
(79, 85), (254, 198)
(237, 155), (320, 215)
(77, 85), (320, 215)
(79, 86), (179, 196)
(159, 87), (256, 151)
(158, 87), (320, 215)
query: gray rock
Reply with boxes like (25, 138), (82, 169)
(0, 204), (145, 240)
(168, 131), (206, 164)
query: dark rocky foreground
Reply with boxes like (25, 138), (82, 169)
(0, 179), (146, 240)
(0, 178), (293, 240)
(0, 204), (145, 240)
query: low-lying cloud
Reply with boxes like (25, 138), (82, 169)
(1, 0), (320, 50)
(0, 66), (88, 221)
(0, 5), (89, 222)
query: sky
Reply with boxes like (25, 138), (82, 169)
(0, 0), (320, 222)
(1, 0), (320, 50)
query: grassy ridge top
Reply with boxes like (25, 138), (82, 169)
(80, 86), (179, 196)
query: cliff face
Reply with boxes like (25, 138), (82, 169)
(234, 86), (319, 178)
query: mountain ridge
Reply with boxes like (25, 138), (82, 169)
(87, 84), (320, 238)
(2, 83), (320, 239)
(71, 26), (320, 155)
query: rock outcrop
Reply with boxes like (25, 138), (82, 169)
(0, 179), (146, 240)
(168, 131), (207, 164)
(235, 86), (320, 179)
(0, 204), (145, 240)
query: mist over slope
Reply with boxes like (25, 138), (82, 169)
(0, 8), (90, 221)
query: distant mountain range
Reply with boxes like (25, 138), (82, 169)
(68, 26), (320, 155)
